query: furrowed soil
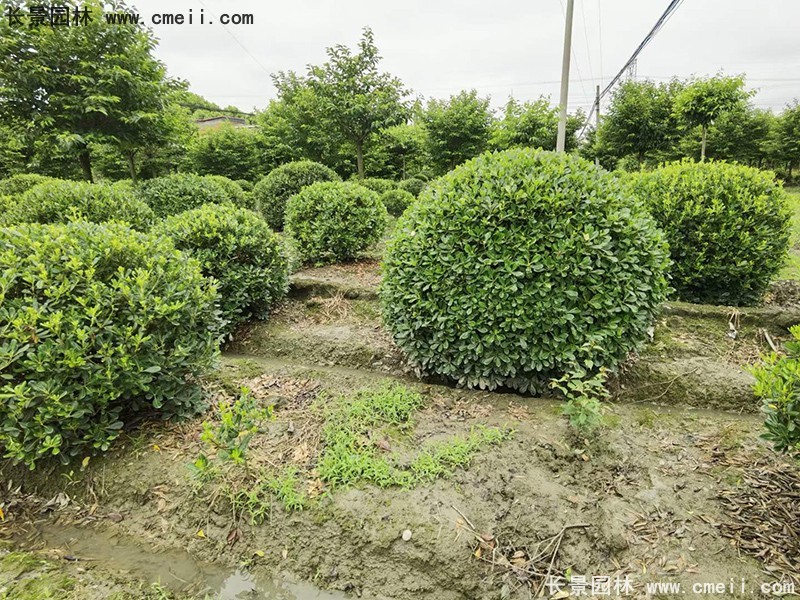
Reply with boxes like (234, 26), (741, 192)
(1, 261), (799, 600)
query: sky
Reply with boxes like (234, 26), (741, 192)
(129, 0), (800, 115)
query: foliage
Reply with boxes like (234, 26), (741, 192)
(380, 188), (415, 217)
(674, 75), (750, 160)
(0, 0), (181, 181)
(381, 148), (670, 391)
(202, 174), (253, 209)
(775, 101), (800, 181)
(626, 160), (790, 305)
(0, 173), (56, 197)
(252, 160), (340, 231)
(236, 179), (254, 192)
(187, 124), (266, 182)
(365, 122), (431, 180)
(752, 324), (800, 457)
(154, 204), (288, 333)
(274, 28), (408, 178)
(197, 388), (273, 466)
(135, 172), (230, 217)
(593, 79), (685, 168)
(0, 179), (153, 230)
(359, 177), (397, 194)
(422, 89), (493, 175)
(551, 368), (609, 434)
(0, 221), (222, 468)
(491, 97), (582, 152)
(398, 177), (426, 197)
(317, 384), (508, 488)
(285, 181), (387, 265)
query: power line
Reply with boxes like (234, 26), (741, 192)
(578, 0), (685, 138)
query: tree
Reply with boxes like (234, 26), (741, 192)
(0, 0), (179, 181)
(491, 97), (582, 152)
(775, 101), (800, 181)
(275, 28), (408, 179)
(422, 90), (494, 175)
(364, 122), (431, 179)
(594, 80), (684, 167)
(187, 123), (265, 181)
(674, 75), (750, 161)
(679, 105), (773, 167)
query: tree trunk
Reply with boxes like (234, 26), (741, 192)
(355, 142), (365, 179)
(789, 161), (794, 182)
(700, 125), (707, 162)
(126, 151), (138, 184)
(78, 149), (94, 182)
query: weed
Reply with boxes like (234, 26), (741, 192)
(197, 387), (272, 467)
(552, 368), (609, 434)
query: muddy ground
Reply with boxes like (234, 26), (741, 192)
(1, 262), (799, 600)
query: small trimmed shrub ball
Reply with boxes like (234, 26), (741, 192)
(359, 177), (397, 195)
(398, 178), (426, 197)
(381, 188), (415, 217)
(381, 148), (670, 392)
(0, 221), (222, 468)
(0, 173), (55, 197)
(253, 161), (340, 230)
(0, 180), (154, 230)
(285, 181), (388, 266)
(626, 161), (790, 305)
(203, 174), (253, 210)
(136, 172), (230, 217)
(155, 204), (289, 333)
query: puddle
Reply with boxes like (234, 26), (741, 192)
(13, 523), (347, 599)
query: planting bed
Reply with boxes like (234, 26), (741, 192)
(1, 261), (799, 599)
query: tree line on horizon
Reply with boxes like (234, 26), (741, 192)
(0, 1), (798, 185)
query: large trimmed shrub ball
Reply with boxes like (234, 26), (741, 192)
(203, 174), (253, 210)
(155, 204), (289, 333)
(381, 188), (415, 217)
(0, 180), (153, 230)
(135, 173), (230, 217)
(253, 161), (340, 230)
(626, 161), (790, 305)
(285, 181), (388, 265)
(0, 173), (55, 197)
(0, 221), (222, 468)
(381, 148), (670, 392)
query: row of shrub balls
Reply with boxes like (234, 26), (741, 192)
(0, 152), (791, 467)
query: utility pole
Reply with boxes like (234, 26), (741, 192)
(556, 0), (575, 153)
(594, 84), (600, 166)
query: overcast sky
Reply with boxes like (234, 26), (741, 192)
(130, 0), (800, 114)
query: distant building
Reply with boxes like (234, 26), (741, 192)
(195, 116), (248, 130)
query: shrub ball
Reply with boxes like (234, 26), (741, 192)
(626, 161), (790, 305)
(253, 161), (340, 230)
(135, 172), (230, 217)
(381, 148), (670, 392)
(285, 181), (387, 265)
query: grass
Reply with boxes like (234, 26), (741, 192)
(779, 187), (800, 281)
(316, 384), (511, 489)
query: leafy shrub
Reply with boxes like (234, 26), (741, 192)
(626, 161), (790, 305)
(236, 179), (254, 192)
(380, 188), (415, 217)
(253, 161), (340, 230)
(135, 172), (230, 217)
(381, 148), (670, 392)
(752, 325), (800, 457)
(154, 204), (288, 332)
(0, 221), (222, 468)
(398, 178), (426, 197)
(285, 181), (387, 265)
(0, 195), (15, 215)
(0, 180), (153, 230)
(0, 173), (55, 197)
(359, 177), (397, 194)
(203, 174), (254, 210)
